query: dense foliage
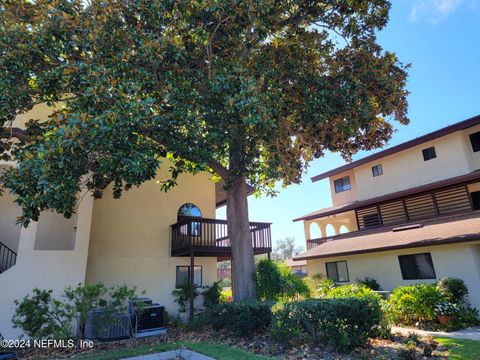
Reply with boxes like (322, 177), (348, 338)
(255, 259), (310, 301)
(355, 277), (381, 291)
(322, 283), (382, 303)
(204, 301), (272, 337)
(388, 284), (444, 325)
(202, 281), (222, 309)
(436, 277), (468, 305)
(12, 283), (145, 340)
(271, 298), (382, 352)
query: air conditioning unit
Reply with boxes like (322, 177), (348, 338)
(97, 313), (132, 341)
(85, 308), (131, 341)
(135, 304), (165, 333)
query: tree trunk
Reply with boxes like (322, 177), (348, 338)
(226, 175), (256, 301)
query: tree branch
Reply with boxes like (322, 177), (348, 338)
(207, 159), (230, 180)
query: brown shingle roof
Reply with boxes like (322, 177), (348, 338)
(294, 212), (480, 260)
(311, 114), (480, 182)
(285, 258), (307, 267)
(293, 170), (480, 222)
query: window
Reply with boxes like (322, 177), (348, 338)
(422, 147), (437, 161)
(363, 213), (381, 228)
(176, 266), (202, 288)
(469, 131), (480, 152)
(471, 191), (480, 210)
(398, 253), (436, 280)
(372, 164), (383, 177)
(334, 176), (351, 193)
(326, 261), (349, 282)
(177, 203), (202, 236)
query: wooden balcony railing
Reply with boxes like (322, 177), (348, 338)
(306, 235), (340, 250)
(171, 217), (272, 257)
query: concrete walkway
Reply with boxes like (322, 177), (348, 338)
(123, 349), (214, 360)
(392, 326), (480, 341)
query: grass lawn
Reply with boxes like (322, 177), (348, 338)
(435, 337), (480, 360)
(70, 341), (273, 360)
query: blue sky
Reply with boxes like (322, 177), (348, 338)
(218, 0), (480, 250)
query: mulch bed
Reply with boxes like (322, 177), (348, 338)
(14, 327), (450, 359)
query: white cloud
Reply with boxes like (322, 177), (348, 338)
(410, 0), (479, 23)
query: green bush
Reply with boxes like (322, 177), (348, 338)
(436, 277), (469, 305)
(255, 259), (310, 301)
(323, 283), (383, 303)
(389, 284), (445, 325)
(202, 281), (222, 309)
(355, 277), (381, 291)
(312, 277), (335, 298)
(205, 301), (272, 337)
(271, 298), (382, 352)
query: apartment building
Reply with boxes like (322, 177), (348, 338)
(294, 115), (480, 308)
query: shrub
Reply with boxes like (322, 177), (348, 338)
(256, 259), (310, 301)
(255, 259), (284, 301)
(389, 284), (445, 325)
(313, 277), (335, 298)
(202, 281), (222, 308)
(436, 277), (469, 305)
(206, 301), (272, 337)
(271, 298), (382, 352)
(323, 283), (383, 304)
(355, 277), (381, 291)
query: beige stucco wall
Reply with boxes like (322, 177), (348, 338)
(307, 242), (480, 309)
(304, 210), (358, 240)
(85, 167), (218, 316)
(330, 170), (358, 206)
(329, 128), (480, 206)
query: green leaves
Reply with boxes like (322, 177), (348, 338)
(1, 0), (408, 225)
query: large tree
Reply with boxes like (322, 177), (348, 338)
(0, 0), (408, 300)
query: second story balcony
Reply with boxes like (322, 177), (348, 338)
(171, 217), (272, 257)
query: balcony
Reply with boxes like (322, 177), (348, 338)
(0, 241), (17, 274)
(171, 217), (272, 257)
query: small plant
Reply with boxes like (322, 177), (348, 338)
(434, 301), (459, 316)
(436, 277), (468, 305)
(202, 281), (222, 309)
(172, 278), (199, 313)
(355, 277), (381, 291)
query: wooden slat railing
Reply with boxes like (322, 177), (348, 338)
(171, 217), (272, 256)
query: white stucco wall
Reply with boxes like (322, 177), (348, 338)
(307, 242), (480, 310)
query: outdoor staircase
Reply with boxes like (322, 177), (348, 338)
(0, 241), (17, 274)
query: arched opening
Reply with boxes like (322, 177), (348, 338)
(177, 203), (202, 236)
(177, 203), (202, 220)
(309, 222), (322, 239)
(325, 224), (336, 237)
(339, 225), (349, 234)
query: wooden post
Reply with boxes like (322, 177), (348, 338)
(189, 251), (195, 322)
